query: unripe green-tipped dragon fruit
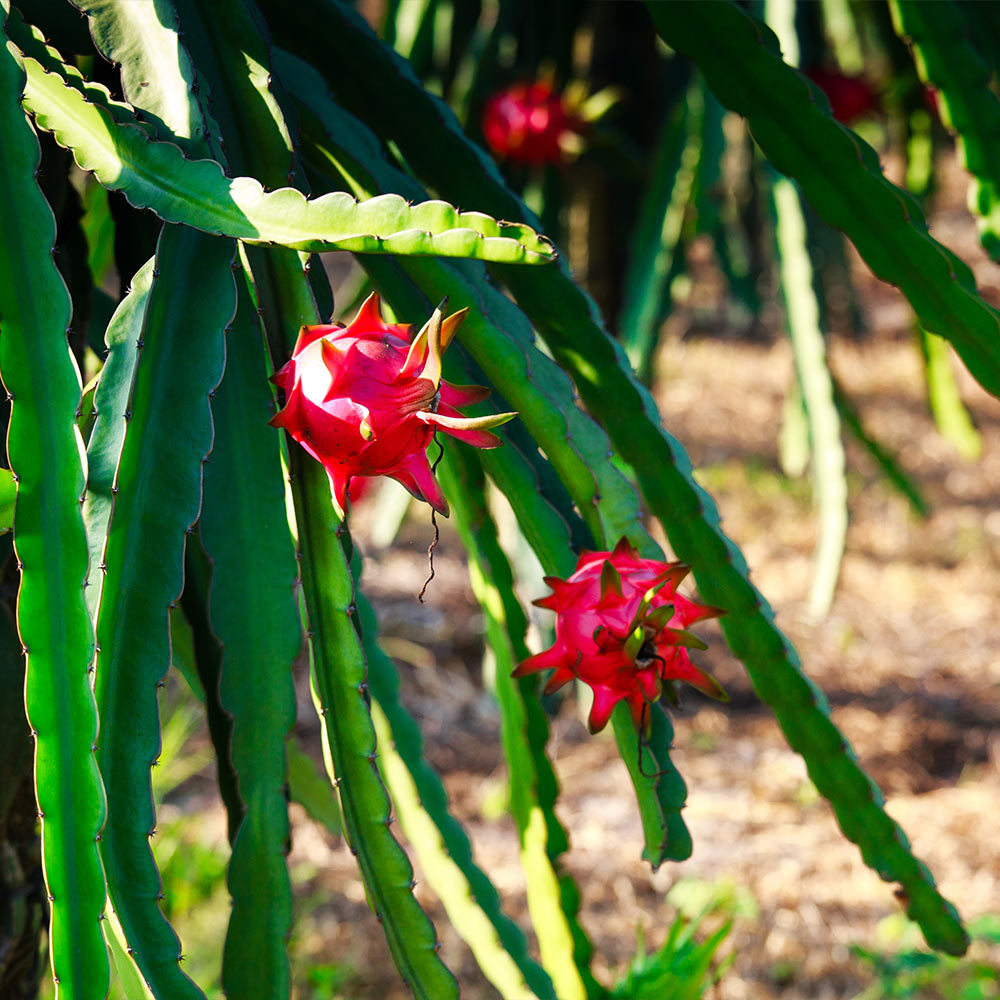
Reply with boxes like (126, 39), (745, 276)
(271, 292), (515, 514)
(515, 538), (727, 733)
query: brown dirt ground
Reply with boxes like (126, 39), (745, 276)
(168, 154), (999, 999)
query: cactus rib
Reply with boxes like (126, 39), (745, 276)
(94, 225), (234, 998)
(0, 8), (109, 995)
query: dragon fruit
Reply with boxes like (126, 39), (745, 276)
(514, 538), (726, 733)
(806, 66), (877, 124)
(482, 79), (582, 164)
(270, 293), (514, 515)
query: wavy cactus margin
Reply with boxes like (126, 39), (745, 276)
(0, 7), (109, 996)
(16, 51), (554, 263)
(889, 0), (1000, 262)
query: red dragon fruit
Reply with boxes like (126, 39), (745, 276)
(482, 79), (582, 165)
(270, 293), (515, 515)
(514, 538), (726, 733)
(806, 66), (877, 124)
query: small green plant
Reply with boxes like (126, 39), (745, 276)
(852, 914), (1000, 1000)
(302, 962), (358, 1000)
(611, 919), (731, 1000)
(611, 877), (758, 999)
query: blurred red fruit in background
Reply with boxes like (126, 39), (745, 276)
(482, 80), (582, 164)
(806, 66), (877, 124)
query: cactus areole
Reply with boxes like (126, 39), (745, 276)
(271, 293), (515, 514)
(515, 538), (727, 733)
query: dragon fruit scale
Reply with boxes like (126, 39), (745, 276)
(270, 293), (515, 515)
(514, 538), (726, 733)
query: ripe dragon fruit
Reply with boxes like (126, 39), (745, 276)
(806, 66), (877, 124)
(270, 293), (515, 515)
(514, 538), (726, 733)
(482, 79), (583, 165)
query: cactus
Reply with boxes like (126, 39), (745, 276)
(2, 2), (995, 997)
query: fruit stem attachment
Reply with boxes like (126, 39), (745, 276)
(418, 435), (445, 603)
(636, 676), (672, 779)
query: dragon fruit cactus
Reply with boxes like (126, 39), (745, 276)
(271, 292), (515, 515)
(515, 538), (726, 733)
